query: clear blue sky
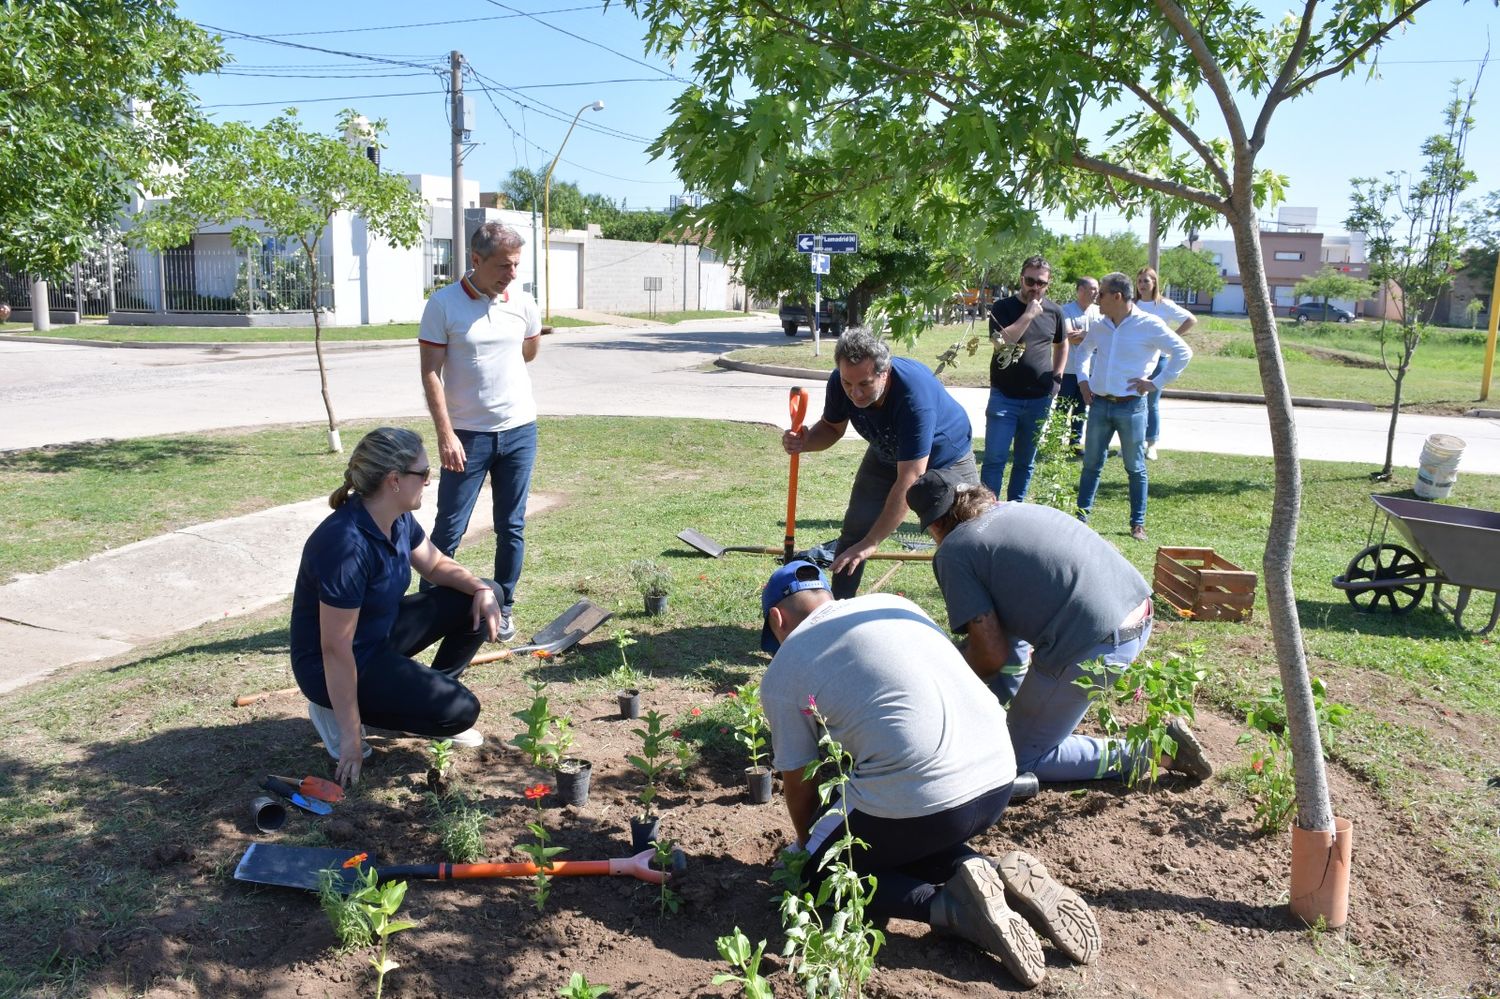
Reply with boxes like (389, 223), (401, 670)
(178, 1), (1500, 240)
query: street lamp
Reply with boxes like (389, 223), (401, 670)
(543, 99), (604, 322)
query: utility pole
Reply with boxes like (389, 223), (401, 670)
(1147, 203), (1160, 271)
(450, 50), (465, 279)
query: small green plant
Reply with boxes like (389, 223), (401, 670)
(1024, 404), (1080, 514)
(429, 738), (454, 779)
(629, 709), (673, 821)
(1076, 644), (1208, 787)
(558, 971), (611, 998)
(726, 680), (769, 770)
(1243, 676), (1350, 751)
(518, 782), (566, 910)
(608, 628), (642, 687)
(318, 855), (416, 999)
(778, 697), (884, 996)
(511, 679), (574, 769)
(628, 559), (672, 598)
(712, 928), (774, 999)
(430, 791), (488, 863)
(653, 837), (682, 917)
(1237, 729), (1297, 833)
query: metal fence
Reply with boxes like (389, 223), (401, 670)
(3, 241), (332, 316)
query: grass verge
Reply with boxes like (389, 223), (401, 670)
(0, 417), (1497, 995)
(615, 309), (748, 323)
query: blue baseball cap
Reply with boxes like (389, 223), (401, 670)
(760, 559), (831, 654)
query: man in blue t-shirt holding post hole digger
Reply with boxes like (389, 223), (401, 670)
(781, 328), (976, 598)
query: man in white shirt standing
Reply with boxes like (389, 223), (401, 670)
(418, 222), (543, 641)
(1058, 277), (1100, 454)
(1073, 272), (1192, 541)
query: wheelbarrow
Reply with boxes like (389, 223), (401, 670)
(1331, 494), (1500, 635)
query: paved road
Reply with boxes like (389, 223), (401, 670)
(3, 317), (1498, 472)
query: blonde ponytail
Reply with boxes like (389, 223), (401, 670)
(333, 428), (425, 508)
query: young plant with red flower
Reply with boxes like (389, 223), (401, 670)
(516, 783), (565, 910)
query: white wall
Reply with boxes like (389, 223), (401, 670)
(350, 216), (426, 324)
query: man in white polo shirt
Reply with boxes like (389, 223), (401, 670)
(418, 222), (542, 641)
(1072, 271), (1192, 542)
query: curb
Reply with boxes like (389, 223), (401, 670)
(0, 333), (414, 352)
(714, 357), (1408, 414)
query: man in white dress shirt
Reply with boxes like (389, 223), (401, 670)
(1072, 272), (1192, 541)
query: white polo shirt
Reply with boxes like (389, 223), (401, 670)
(418, 274), (543, 433)
(1060, 301), (1100, 377)
(1076, 305), (1193, 398)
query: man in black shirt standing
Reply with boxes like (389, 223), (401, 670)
(983, 255), (1067, 501)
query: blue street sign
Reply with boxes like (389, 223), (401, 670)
(811, 252), (831, 275)
(795, 232), (859, 254)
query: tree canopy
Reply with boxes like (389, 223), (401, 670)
(1293, 265), (1375, 305)
(0, 0), (222, 277)
(1159, 246), (1226, 298)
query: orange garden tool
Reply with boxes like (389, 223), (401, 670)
(269, 774), (345, 804)
(785, 385), (810, 563)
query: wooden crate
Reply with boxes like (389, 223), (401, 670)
(1154, 546), (1257, 622)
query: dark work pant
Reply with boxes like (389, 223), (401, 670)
(834, 449), (978, 599)
(805, 782), (1015, 924)
(294, 585), (486, 737)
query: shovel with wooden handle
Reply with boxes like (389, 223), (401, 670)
(234, 843), (687, 893)
(785, 386), (809, 563)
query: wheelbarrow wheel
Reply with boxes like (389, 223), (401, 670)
(1342, 543), (1427, 614)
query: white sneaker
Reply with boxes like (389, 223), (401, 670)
(308, 700), (371, 760)
(449, 727), (484, 748)
(1145, 443), (1160, 461)
(497, 610), (517, 642)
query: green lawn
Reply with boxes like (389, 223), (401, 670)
(0, 314), (601, 342)
(0, 416), (1496, 995)
(729, 316), (1496, 413)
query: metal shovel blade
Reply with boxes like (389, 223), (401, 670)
(678, 528), (728, 558)
(236, 843), (362, 893)
(510, 598), (613, 655)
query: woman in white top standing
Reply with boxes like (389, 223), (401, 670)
(1133, 267), (1197, 460)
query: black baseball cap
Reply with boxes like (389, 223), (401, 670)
(906, 465), (974, 530)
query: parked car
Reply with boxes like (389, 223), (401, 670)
(1291, 301), (1355, 323)
(779, 298), (846, 336)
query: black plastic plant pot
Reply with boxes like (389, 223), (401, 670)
(643, 594), (668, 616)
(629, 814), (660, 854)
(617, 688), (641, 719)
(250, 795), (287, 833)
(552, 759), (593, 807)
(745, 766), (774, 805)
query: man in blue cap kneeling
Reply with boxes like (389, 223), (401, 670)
(759, 560), (1100, 988)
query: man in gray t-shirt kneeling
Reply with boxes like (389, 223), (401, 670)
(905, 466), (1214, 787)
(760, 560), (1099, 987)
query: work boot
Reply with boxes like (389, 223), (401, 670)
(1165, 717), (1213, 780)
(995, 850), (1101, 964)
(931, 857), (1047, 987)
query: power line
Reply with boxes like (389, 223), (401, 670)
(252, 8), (598, 37)
(467, 70), (655, 144)
(197, 22), (445, 71)
(202, 89), (445, 110)
(475, 0), (686, 83)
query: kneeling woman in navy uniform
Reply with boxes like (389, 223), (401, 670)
(291, 426), (501, 787)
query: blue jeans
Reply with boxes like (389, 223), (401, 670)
(429, 422), (538, 610)
(1076, 395), (1148, 526)
(1145, 356), (1165, 443)
(981, 390), (1054, 502)
(1006, 617), (1153, 781)
(1058, 374), (1087, 449)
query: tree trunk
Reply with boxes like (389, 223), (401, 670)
(30, 277), (51, 332)
(1381, 351), (1413, 479)
(1227, 207), (1336, 835)
(306, 243), (341, 453)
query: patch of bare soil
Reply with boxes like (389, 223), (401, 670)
(69, 687), (1499, 999)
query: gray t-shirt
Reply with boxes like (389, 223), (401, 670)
(934, 503), (1150, 670)
(763, 593), (1016, 820)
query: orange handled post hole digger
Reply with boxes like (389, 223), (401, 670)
(234, 843), (686, 893)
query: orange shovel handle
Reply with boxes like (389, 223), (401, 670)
(785, 386), (810, 562)
(397, 849), (667, 885)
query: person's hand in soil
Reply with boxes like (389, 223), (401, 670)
(336, 732), (363, 787)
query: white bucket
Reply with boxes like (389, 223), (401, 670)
(1414, 433), (1465, 500)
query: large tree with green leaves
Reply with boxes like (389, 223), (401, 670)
(0, 1), (221, 326)
(626, 0), (1480, 858)
(1292, 265), (1376, 313)
(1159, 245), (1226, 300)
(133, 110), (424, 452)
(1346, 77), (1479, 479)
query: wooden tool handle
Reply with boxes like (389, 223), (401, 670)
(233, 686), (298, 707)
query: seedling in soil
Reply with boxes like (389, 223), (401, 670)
(427, 738), (455, 791)
(609, 628), (641, 685)
(726, 681), (769, 770)
(629, 709), (673, 822)
(1237, 730), (1297, 833)
(1076, 645), (1208, 787)
(628, 559), (673, 599)
(653, 838), (681, 917)
(318, 855), (416, 999)
(712, 928), (774, 999)
(558, 971), (611, 998)
(512, 679), (574, 770)
(430, 791), (488, 864)
(517, 782), (565, 911)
